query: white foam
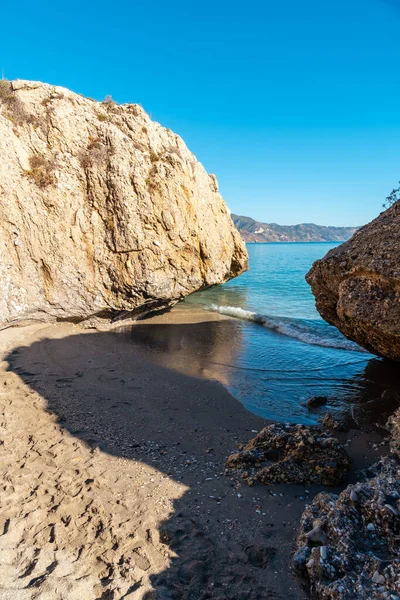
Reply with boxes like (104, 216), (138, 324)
(208, 304), (366, 353)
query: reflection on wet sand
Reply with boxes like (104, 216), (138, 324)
(124, 306), (400, 431)
(124, 308), (244, 387)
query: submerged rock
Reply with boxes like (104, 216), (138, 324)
(225, 423), (351, 486)
(306, 201), (400, 360)
(294, 454), (400, 599)
(0, 80), (247, 327)
(307, 396), (328, 409)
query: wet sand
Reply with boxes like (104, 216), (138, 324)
(0, 307), (390, 599)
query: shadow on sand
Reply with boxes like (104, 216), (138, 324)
(4, 319), (400, 599)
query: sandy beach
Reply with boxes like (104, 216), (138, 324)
(0, 306), (388, 600)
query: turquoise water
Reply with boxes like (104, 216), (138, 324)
(183, 243), (398, 424)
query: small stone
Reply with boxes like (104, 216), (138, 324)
(350, 490), (358, 502)
(306, 558), (315, 569)
(367, 523), (376, 532)
(320, 546), (327, 560)
(384, 503), (398, 515)
(371, 571), (385, 585)
(306, 524), (327, 546)
(293, 546), (311, 574)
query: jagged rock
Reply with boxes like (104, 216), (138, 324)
(387, 407), (400, 453)
(0, 80), (247, 327)
(320, 413), (351, 433)
(224, 423), (351, 486)
(306, 202), (400, 360)
(294, 455), (400, 599)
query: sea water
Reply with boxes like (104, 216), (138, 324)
(182, 243), (399, 424)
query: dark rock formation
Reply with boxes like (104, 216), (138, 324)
(306, 202), (400, 360)
(225, 423), (351, 486)
(294, 454), (400, 599)
(307, 396), (328, 409)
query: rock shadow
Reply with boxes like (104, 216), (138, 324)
(4, 321), (302, 600)
(4, 321), (399, 599)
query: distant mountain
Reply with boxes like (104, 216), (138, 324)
(231, 214), (359, 243)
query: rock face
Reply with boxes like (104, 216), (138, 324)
(0, 80), (247, 327)
(294, 455), (400, 599)
(225, 424), (351, 486)
(306, 202), (400, 360)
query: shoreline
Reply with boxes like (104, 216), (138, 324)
(0, 308), (390, 599)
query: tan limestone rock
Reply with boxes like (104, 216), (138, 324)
(0, 80), (247, 326)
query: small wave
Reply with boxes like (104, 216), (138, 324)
(208, 304), (366, 353)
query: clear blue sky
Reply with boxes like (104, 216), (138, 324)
(1, 0), (400, 226)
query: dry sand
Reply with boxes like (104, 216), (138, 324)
(0, 307), (388, 599)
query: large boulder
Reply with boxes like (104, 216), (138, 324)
(0, 80), (247, 327)
(306, 202), (400, 360)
